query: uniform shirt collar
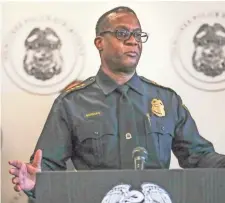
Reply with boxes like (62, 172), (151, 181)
(96, 68), (145, 96)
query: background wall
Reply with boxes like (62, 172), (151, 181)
(2, 1), (225, 203)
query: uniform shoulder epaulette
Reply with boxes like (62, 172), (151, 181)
(63, 76), (96, 94)
(140, 76), (174, 92)
(63, 80), (83, 91)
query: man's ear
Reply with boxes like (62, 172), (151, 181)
(94, 36), (104, 51)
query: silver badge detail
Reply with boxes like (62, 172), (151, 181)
(171, 11), (225, 92)
(2, 15), (85, 95)
(23, 27), (63, 81)
(192, 23), (225, 78)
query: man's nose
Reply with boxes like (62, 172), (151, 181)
(125, 34), (138, 46)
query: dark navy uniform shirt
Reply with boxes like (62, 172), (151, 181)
(27, 68), (225, 198)
(25, 69), (225, 199)
(30, 68), (225, 170)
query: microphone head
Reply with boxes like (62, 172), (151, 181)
(132, 146), (148, 160)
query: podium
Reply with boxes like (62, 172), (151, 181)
(35, 169), (225, 203)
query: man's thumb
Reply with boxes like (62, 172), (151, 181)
(32, 149), (42, 168)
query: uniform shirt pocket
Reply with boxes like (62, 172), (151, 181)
(145, 118), (174, 163)
(75, 120), (116, 166)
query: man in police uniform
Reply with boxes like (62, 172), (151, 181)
(8, 6), (225, 199)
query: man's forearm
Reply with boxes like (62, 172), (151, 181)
(197, 152), (225, 168)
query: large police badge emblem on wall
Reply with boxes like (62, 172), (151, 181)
(2, 15), (85, 95)
(171, 11), (225, 92)
(101, 183), (172, 203)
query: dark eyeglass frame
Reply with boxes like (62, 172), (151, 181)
(99, 29), (149, 43)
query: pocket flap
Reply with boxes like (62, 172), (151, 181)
(76, 121), (115, 142)
(145, 118), (174, 137)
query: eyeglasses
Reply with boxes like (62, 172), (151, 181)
(99, 29), (149, 43)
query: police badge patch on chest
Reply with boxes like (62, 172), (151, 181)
(151, 99), (165, 117)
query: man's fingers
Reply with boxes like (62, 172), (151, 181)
(12, 177), (20, 184)
(8, 160), (22, 169)
(9, 168), (19, 176)
(32, 149), (42, 168)
(14, 184), (21, 192)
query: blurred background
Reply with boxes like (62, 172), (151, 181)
(1, 1), (225, 202)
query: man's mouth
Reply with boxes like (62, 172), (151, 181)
(124, 51), (139, 57)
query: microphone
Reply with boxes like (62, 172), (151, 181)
(132, 147), (148, 170)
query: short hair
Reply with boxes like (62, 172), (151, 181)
(95, 6), (137, 36)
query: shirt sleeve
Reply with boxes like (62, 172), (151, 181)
(172, 93), (225, 168)
(24, 96), (73, 199)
